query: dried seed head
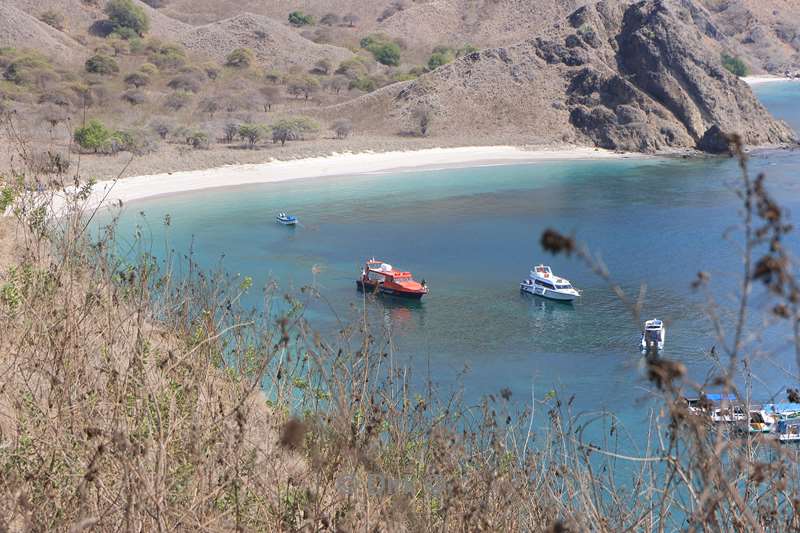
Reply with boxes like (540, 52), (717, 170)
(540, 228), (575, 256)
(279, 418), (307, 450)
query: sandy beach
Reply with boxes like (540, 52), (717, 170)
(743, 75), (800, 85)
(58, 145), (644, 211)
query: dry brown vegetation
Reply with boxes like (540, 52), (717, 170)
(2, 109), (800, 531)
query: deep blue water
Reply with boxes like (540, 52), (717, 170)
(106, 82), (800, 440)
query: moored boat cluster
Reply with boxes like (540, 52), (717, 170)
(685, 394), (800, 442)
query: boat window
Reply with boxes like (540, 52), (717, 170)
(535, 279), (556, 289)
(556, 284), (572, 289)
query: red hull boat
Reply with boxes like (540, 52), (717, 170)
(356, 259), (428, 300)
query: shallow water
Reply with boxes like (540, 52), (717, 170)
(107, 83), (800, 438)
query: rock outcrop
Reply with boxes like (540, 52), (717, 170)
(333, 0), (796, 153)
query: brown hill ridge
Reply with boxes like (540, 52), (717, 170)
(326, 0), (795, 153)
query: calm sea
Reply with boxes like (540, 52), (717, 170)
(107, 81), (800, 437)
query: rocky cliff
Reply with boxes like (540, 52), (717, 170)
(333, 0), (795, 153)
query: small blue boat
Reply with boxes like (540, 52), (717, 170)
(276, 212), (298, 225)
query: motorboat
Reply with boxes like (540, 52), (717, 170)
(276, 212), (298, 225)
(777, 420), (800, 443)
(640, 319), (665, 353)
(684, 393), (746, 423)
(520, 265), (580, 302)
(357, 259), (428, 300)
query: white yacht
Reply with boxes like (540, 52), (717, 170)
(640, 319), (665, 353)
(520, 265), (580, 302)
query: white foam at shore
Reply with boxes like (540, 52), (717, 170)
(52, 145), (645, 212)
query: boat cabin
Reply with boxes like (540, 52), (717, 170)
(364, 260), (414, 283)
(531, 265), (573, 290)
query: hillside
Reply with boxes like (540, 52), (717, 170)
(4, 0), (189, 42)
(0, 0), (797, 176)
(699, 0), (800, 74)
(179, 14), (354, 71)
(321, 0), (795, 152)
(0, 4), (88, 64)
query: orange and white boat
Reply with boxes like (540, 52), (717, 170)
(357, 259), (429, 300)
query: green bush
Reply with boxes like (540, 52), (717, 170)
(349, 75), (376, 92)
(3, 53), (53, 86)
(225, 48), (254, 69)
(124, 71), (150, 88)
(427, 47), (455, 70)
(271, 116), (320, 145)
(148, 43), (186, 71)
(238, 124), (265, 147)
(74, 120), (111, 153)
(105, 0), (150, 37)
(85, 54), (119, 75)
(457, 44), (478, 57)
(288, 11), (314, 26)
(187, 131), (209, 149)
(721, 53), (749, 77)
(360, 35), (401, 66)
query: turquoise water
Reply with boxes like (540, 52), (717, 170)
(108, 83), (800, 436)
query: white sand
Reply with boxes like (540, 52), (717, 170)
(743, 75), (799, 85)
(56, 145), (644, 211)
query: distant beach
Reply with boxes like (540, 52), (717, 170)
(743, 75), (800, 85)
(57, 145), (645, 211)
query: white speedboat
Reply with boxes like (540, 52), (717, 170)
(520, 265), (580, 302)
(640, 319), (665, 353)
(276, 212), (298, 225)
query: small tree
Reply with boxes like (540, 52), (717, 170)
(163, 91), (192, 111)
(333, 119), (353, 139)
(343, 13), (359, 27)
(271, 116), (319, 146)
(198, 97), (220, 118)
(223, 123), (240, 143)
(149, 119), (172, 139)
(328, 75), (349, 94)
(360, 35), (401, 66)
(168, 73), (202, 93)
(288, 11), (314, 26)
(238, 124), (264, 147)
(287, 75), (320, 100)
(427, 47), (455, 70)
(721, 53), (749, 77)
(74, 119), (111, 153)
(85, 54), (119, 75)
(105, 0), (150, 37)
(319, 13), (340, 26)
(225, 48), (254, 69)
(312, 58), (332, 75)
(412, 104), (433, 136)
(187, 131), (209, 149)
(259, 86), (280, 112)
(124, 71), (150, 88)
(122, 90), (146, 105)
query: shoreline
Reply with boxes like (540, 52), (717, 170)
(58, 145), (648, 211)
(743, 75), (800, 85)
